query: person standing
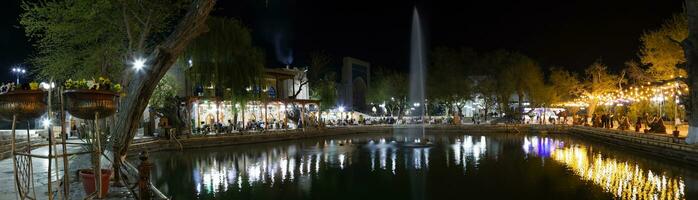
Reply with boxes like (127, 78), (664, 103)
(635, 117), (642, 132)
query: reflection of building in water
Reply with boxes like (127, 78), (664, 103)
(522, 136), (564, 158)
(449, 135), (488, 172)
(522, 136), (686, 200)
(191, 139), (359, 196)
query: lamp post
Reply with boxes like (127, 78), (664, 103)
(11, 67), (26, 84)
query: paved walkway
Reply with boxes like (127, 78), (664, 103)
(0, 142), (87, 200)
(0, 136), (156, 200)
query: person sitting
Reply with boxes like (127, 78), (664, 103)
(618, 116), (630, 131)
(649, 118), (666, 133)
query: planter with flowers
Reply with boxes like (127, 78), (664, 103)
(64, 77), (121, 198)
(0, 81), (47, 122)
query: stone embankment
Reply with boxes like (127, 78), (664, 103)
(568, 126), (698, 164)
(126, 124), (568, 155)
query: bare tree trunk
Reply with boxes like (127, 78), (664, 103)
(685, 0), (698, 144)
(112, 0), (215, 177)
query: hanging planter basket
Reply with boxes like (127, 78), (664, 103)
(0, 90), (47, 122)
(64, 89), (119, 120)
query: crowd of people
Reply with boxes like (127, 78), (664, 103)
(162, 110), (676, 137)
(575, 112), (668, 134)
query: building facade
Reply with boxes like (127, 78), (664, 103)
(339, 57), (371, 112)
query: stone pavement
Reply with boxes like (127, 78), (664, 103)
(0, 137), (146, 200)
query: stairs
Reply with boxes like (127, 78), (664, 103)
(0, 130), (44, 160)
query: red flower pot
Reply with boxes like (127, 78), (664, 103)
(79, 169), (112, 198)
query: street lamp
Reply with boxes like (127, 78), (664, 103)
(11, 67), (26, 84)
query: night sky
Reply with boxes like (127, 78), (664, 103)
(0, 0), (684, 82)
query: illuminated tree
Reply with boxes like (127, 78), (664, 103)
(640, 13), (688, 81)
(623, 60), (652, 84)
(581, 60), (620, 115)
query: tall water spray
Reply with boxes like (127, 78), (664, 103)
(396, 7), (429, 143)
(409, 7), (426, 118)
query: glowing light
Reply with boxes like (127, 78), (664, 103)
(42, 118), (51, 128)
(338, 106), (345, 113)
(132, 57), (147, 71)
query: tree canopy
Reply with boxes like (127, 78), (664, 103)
(21, 0), (189, 81)
(427, 47), (474, 108)
(186, 16), (265, 100)
(640, 13), (688, 81)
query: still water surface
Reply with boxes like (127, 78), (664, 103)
(148, 132), (698, 199)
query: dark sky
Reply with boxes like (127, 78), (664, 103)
(0, 0), (684, 82)
(214, 0), (684, 73)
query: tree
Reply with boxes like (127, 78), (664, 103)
(477, 50), (516, 115)
(186, 17), (266, 129)
(475, 78), (499, 119)
(290, 51), (334, 99)
(187, 17), (265, 95)
(307, 51), (338, 111)
(22, 0), (217, 181)
(427, 47), (475, 116)
(476, 50), (544, 117)
(509, 52), (544, 111)
(21, 0), (189, 81)
(367, 68), (408, 117)
(640, 13), (688, 81)
(682, 1), (698, 144)
(581, 60), (620, 115)
(549, 68), (582, 103)
(623, 60), (652, 84)
(311, 74), (338, 111)
(149, 73), (179, 109)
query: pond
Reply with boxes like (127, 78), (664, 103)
(147, 131), (698, 200)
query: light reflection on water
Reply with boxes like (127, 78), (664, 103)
(151, 134), (697, 199)
(523, 136), (686, 200)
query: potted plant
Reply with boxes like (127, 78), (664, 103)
(64, 77), (121, 198)
(77, 122), (113, 198)
(0, 82), (48, 122)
